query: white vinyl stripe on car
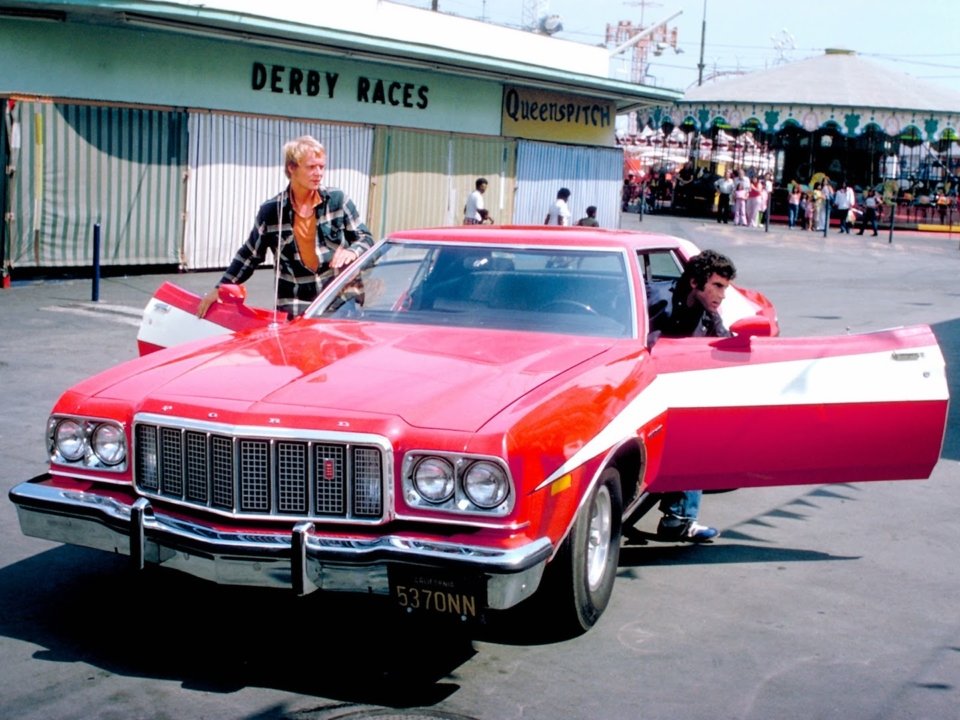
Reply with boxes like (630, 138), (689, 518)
(137, 298), (233, 349)
(536, 343), (947, 490)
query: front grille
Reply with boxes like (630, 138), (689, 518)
(134, 421), (384, 520)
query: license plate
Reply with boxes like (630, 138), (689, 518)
(389, 569), (487, 622)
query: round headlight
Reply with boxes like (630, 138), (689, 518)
(92, 423), (126, 466)
(54, 419), (86, 461)
(463, 461), (509, 508)
(412, 457), (455, 503)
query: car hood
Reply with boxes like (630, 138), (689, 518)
(95, 321), (614, 432)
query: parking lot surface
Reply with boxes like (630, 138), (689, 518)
(1, 213), (958, 720)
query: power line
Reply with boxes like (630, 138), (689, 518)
(867, 57), (960, 70)
(873, 52), (960, 58)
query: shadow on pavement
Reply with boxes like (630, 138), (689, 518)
(0, 545), (475, 707)
(618, 541), (861, 568)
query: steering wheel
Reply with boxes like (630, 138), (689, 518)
(539, 299), (599, 316)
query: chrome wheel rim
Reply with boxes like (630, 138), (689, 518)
(586, 485), (612, 590)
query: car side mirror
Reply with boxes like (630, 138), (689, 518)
(730, 315), (773, 338)
(217, 283), (247, 305)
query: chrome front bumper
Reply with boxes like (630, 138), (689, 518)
(10, 475), (551, 610)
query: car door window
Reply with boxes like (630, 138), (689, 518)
(638, 250), (683, 329)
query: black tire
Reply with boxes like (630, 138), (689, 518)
(541, 467), (623, 637)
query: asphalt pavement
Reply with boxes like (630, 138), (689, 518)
(1, 213), (958, 720)
(3, 209), (957, 315)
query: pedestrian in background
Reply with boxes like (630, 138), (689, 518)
(714, 170), (735, 224)
(733, 171), (749, 226)
(746, 176), (763, 227)
(800, 192), (813, 230)
(787, 183), (802, 228)
(812, 182), (825, 231)
(545, 187), (572, 226)
(857, 187), (881, 236)
(576, 205), (599, 226)
(833, 179), (855, 233)
(463, 177), (489, 225)
(758, 173), (772, 225)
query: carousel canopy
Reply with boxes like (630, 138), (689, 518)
(651, 49), (960, 141)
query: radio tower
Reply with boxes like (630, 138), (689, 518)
(606, 2), (680, 133)
(607, 2), (678, 85)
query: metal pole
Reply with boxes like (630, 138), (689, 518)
(822, 197), (830, 238)
(92, 222), (101, 302)
(888, 201), (895, 244)
(697, 0), (707, 86)
(764, 183), (771, 232)
(638, 182), (644, 222)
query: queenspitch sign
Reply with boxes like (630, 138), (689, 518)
(502, 86), (616, 146)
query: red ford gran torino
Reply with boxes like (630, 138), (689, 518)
(9, 227), (949, 637)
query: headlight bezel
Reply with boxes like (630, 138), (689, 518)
(403, 451), (513, 516)
(461, 460), (510, 509)
(48, 415), (128, 472)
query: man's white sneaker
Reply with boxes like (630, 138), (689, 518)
(657, 518), (719, 543)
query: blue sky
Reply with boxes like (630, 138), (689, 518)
(393, 0), (960, 97)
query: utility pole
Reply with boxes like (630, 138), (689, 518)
(697, 0), (706, 86)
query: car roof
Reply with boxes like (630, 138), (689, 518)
(385, 225), (689, 253)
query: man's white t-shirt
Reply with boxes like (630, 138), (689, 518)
(834, 187), (855, 210)
(546, 199), (571, 226)
(464, 189), (486, 223)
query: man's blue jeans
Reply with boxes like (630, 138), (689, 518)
(658, 490), (702, 520)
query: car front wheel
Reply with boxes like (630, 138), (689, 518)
(542, 467), (623, 637)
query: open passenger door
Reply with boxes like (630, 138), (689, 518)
(645, 324), (948, 493)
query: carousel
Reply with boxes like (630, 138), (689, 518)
(625, 49), (960, 227)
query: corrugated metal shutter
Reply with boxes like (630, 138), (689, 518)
(367, 127), (516, 236)
(368, 127), (448, 236)
(184, 113), (373, 270)
(450, 136), (516, 227)
(6, 100), (187, 268)
(513, 140), (624, 228)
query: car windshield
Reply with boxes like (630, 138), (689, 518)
(307, 241), (635, 338)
